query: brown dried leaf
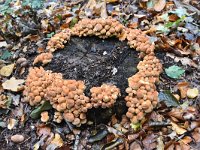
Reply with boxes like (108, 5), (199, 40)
(168, 108), (184, 120)
(46, 133), (64, 149)
(154, 0), (166, 12)
(192, 128), (200, 142)
(130, 141), (142, 150)
(180, 136), (192, 145)
(106, 0), (118, 3)
(171, 122), (187, 135)
(177, 82), (189, 99)
(142, 134), (157, 150)
(37, 125), (51, 136)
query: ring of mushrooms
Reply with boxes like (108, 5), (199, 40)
(24, 17), (162, 126)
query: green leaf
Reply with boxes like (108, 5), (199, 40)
(56, 14), (62, 21)
(0, 50), (12, 60)
(47, 32), (55, 38)
(164, 16), (185, 28)
(69, 17), (78, 28)
(30, 101), (52, 119)
(165, 65), (185, 79)
(170, 7), (188, 18)
(159, 91), (180, 107)
(22, 0), (44, 9)
(130, 122), (141, 131)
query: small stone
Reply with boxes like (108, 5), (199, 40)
(187, 88), (199, 99)
(11, 134), (24, 143)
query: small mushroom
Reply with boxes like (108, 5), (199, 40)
(41, 111), (49, 122)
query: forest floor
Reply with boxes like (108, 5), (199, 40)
(0, 0), (200, 150)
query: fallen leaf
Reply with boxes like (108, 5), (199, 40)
(180, 136), (192, 145)
(0, 64), (15, 77)
(177, 82), (189, 99)
(192, 128), (200, 142)
(168, 108), (184, 120)
(154, 0), (166, 12)
(2, 77), (25, 92)
(101, 138), (124, 150)
(33, 134), (48, 150)
(165, 65), (185, 79)
(129, 141), (142, 150)
(166, 53), (198, 68)
(170, 7), (188, 18)
(0, 121), (6, 128)
(179, 141), (190, 150)
(106, 0), (118, 3)
(0, 41), (7, 47)
(159, 91), (180, 107)
(186, 88), (199, 99)
(130, 122), (141, 131)
(30, 101), (52, 119)
(37, 125), (51, 136)
(171, 122), (187, 135)
(7, 118), (17, 130)
(142, 134), (157, 150)
(0, 50), (12, 60)
(46, 133), (64, 150)
(157, 136), (164, 150)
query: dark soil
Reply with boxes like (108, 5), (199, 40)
(44, 36), (141, 123)
(45, 36), (140, 96)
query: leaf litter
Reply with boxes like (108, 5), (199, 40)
(0, 0), (200, 149)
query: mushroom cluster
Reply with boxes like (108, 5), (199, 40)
(46, 79), (91, 126)
(33, 52), (53, 65)
(23, 67), (52, 106)
(46, 29), (71, 52)
(37, 18), (156, 66)
(53, 112), (63, 123)
(23, 67), (93, 126)
(125, 54), (162, 124)
(28, 18), (164, 126)
(0, 94), (7, 109)
(126, 28), (155, 56)
(137, 54), (162, 82)
(71, 18), (125, 39)
(90, 84), (120, 108)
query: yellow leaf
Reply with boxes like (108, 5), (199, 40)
(7, 118), (17, 130)
(2, 77), (25, 92)
(51, 133), (63, 147)
(171, 122), (187, 135)
(187, 88), (199, 99)
(0, 64), (15, 77)
(106, 0), (118, 3)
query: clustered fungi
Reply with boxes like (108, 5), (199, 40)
(47, 29), (71, 52)
(71, 18), (125, 39)
(126, 29), (155, 56)
(27, 17), (163, 126)
(33, 52), (53, 65)
(53, 112), (63, 123)
(125, 54), (162, 123)
(34, 17), (155, 65)
(23, 67), (90, 126)
(90, 84), (120, 108)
